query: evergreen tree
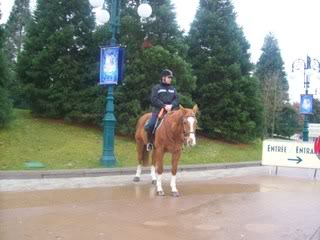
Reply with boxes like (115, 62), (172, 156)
(17, 0), (98, 120)
(3, 0), (31, 107)
(255, 32), (289, 137)
(274, 104), (301, 138)
(0, 11), (13, 128)
(310, 98), (320, 123)
(141, 0), (188, 56)
(0, 26), (10, 89)
(292, 102), (304, 128)
(14, 0), (195, 132)
(187, 0), (263, 141)
(4, 0), (31, 63)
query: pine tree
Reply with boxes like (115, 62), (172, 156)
(0, 9), (13, 128)
(274, 104), (301, 138)
(14, 0), (195, 132)
(17, 0), (97, 120)
(4, 0), (31, 63)
(3, 0), (31, 107)
(255, 32), (289, 137)
(141, 0), (188, 56)
(310, 99), (320, 123)
(187, 0), (263, 141)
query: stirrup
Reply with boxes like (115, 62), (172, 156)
(146, 142), (153, 151)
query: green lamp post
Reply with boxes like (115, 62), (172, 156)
(89, 0), (152, 166)
(290, 56), (320, 142)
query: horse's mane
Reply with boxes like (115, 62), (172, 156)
(167, 108), (195, 119)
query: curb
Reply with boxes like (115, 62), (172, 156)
(0, 161), (262, 179)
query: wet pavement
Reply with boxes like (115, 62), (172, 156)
(0, 166), (320, 240)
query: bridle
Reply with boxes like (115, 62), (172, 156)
(161, 110), (197, 145)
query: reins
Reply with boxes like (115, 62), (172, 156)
(181, 117), (196, 137)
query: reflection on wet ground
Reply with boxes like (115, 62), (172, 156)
(0, 167), (320, 240)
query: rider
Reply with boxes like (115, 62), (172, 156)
(146, 69), (179, 151)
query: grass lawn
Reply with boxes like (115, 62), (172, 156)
(0, 109), (262, 170)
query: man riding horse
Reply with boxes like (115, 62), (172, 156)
(134, 70), (198, 196)
(145, 69), (179, 151)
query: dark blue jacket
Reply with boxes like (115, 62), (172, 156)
(151, 82), (179, 113)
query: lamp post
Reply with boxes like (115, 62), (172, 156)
(290, 56), (320, 142)
(89, 0), (152, 167)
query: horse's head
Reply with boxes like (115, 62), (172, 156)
(180, 105), (198, 147)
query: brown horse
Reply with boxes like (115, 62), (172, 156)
(134, 105), (198, 197)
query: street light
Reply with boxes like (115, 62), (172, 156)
(290, 56), (320, 141)
(89, 0), (152, 167)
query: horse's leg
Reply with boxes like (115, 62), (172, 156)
(134, 165), (142, 182)
(150, 149), (157, 184)
(134, 140), (144, 182)
(170, 150), (182, 197)
(156, 149), (165, 196)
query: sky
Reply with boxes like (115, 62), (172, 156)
(1, 0), (320, 103)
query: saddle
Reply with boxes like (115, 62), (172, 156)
(144, 108), (167, 134)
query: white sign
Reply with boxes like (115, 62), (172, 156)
(309, 123), (320, 139)
(262, 139), (320, 169)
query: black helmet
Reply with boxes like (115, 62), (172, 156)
(161, 69), (174, 78)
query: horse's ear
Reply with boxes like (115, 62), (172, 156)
(193, 104), (199, 114)
(179, 105), (188, 115)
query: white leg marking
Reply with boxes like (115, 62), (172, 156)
(150, 165), (156, 181)
(156, 174), (163, 192)
(135, 165), (142, 178)
(170, 175), (178, 192)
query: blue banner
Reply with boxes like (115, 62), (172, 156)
(99, 47), (125, 85)
(300, 94), (313, 114)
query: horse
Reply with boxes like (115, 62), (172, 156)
(133, 105), (198, 197)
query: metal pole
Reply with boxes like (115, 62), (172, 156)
(101, 85), (117, 166)
(303, 113), (309, 142)
(303, 56), (311, 142)
(101, 0), (121, 167)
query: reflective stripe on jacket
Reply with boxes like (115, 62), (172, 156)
(151, 82), (179, 113)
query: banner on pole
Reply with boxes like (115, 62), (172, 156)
(300, 94), (313, 114)
(99, 46), (125, 85)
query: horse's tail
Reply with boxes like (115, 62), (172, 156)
(141, 147), (150, 166)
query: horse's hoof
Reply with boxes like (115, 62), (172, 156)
(171, 192), (180, 197)
(133, 177), (140, 182)
(157, 191), (165, 196)
(151, 180), (156, 185)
